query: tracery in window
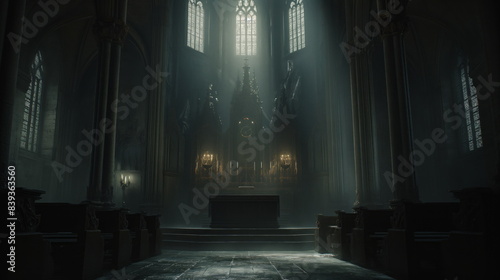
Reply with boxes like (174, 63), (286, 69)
(187, 0), (205, 52)
(21, 51), (44, 152)
(289, 0), (305, 53)
(460, 61), (482, 151)
(236, 0), (257, 56)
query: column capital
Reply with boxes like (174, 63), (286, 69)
(93, 20), (129, 45)
(381, 19), (408, 39)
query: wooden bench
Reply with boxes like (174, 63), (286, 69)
(442, 188), (500, 280)
(127, 213), (150, 261)
(327, 210), (356, 260)
(0, 188), (53, 280)
(386, 201), (459, 280)
(350, 207), (393, 269)
(95, 208), (132, 269)
(315, 214), (337, 253)
(145, 214), (162, 256)
(36, 202), (103, 280)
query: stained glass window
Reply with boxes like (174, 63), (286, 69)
(21, 51), (43, 152)
(236, 0), (257, 56)
(289, 0), (305, 53)
(187, 0), (204, 52)
(460, 62), (482, 151)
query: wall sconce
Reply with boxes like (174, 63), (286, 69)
(120, 174), (131, 207)
(201, 152), (214, 170)
(280, 154), (292, 169)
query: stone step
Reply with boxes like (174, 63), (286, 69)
(162, 227), (314, 234)
(161, 227), (316, 251)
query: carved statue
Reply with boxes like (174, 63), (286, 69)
(274, 60), (301, 116)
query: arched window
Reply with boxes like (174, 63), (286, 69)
(21, 51), (44, 152)
(289, 0), (305, 53)
(187, 0), (205, 52)
(236, 0), (257, 56)
(460, 60), (482, 151)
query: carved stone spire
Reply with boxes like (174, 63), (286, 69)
(241, 60), (252, 95)
(229, 60), (264, 128)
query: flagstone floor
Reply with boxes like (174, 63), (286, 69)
(95, 250), (395, 280)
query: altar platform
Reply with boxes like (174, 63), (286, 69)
(161, 227), (315, 251)
(209, 195), (280, 228)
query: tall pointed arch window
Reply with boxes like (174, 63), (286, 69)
(20, 51), (44, 152)
(187, 0), (205, 52)
(236, 0), (257, 56)
(289, 0), (305, 53)
(460, 60), (482, 151)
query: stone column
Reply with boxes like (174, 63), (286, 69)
(472, 1), (500, 191)
(0, 0), (26, 188)
(143, 0), (168, 209)
(88, 0), (128, 204)
(88, 20), (111, 202)
(350, 54), (365, 208)
(377, 0), (418, 202)
(357, 48), (377, 207)
(345, 0), (378, 208)
(345, 0), (361, 207)
(0, 0), (10, 62)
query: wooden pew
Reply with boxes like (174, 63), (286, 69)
(127, 213), (150, 261)
(36, 202), (103, 280)
(350, 207), (393, 269)
(315, 214), (338, 253)
(386, 201), (459, 280)
(442, 188), (500, 280)
(325, 225), (337, 254)
(145, 214), (162, 256)
(3, 233), (54, 280)
(327, 210), (356, 260)
(95, 208), (132, 269)
(0, 188), (53, 280)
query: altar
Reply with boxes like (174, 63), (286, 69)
(209, 195), (280, 228)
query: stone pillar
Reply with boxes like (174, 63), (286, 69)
(472, 1), (500, 191)
(143, 0), (168, 209)
(377, 0), (418, 202)
(345, 0), (362, 207)
(350, 55), (366, 208)
(345, 0), (377, 208)
(357, 48), (377, 207)
(0, 0), (26, 188)
(0, 0), (10, 62)
(88, 21), (111, 202)
(88, 0), (128, 204)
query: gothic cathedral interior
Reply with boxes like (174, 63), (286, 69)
(1, 0), (499, 279)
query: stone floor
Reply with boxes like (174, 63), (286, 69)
(95, 250), (395, 280)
